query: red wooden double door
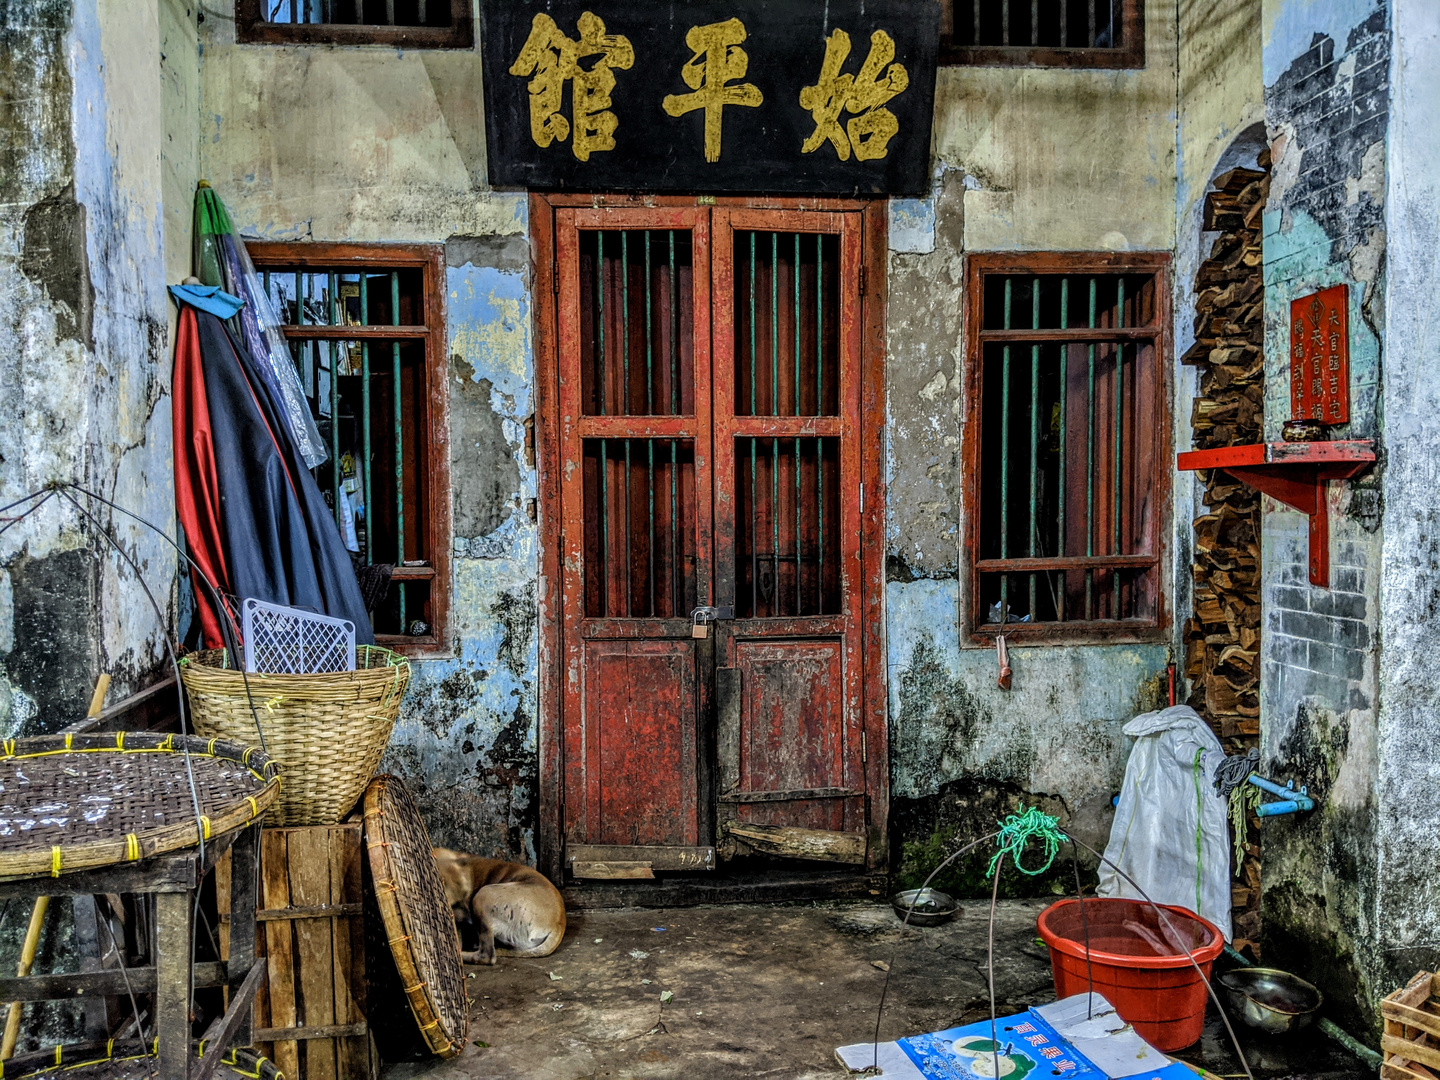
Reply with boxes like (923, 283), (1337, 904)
(546, 200), (885, 876)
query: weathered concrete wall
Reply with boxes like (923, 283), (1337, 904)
(1256, 0), (1389, 1033)
(0, 0), (190, 1050)
(1, 0), (180, 736)
(883, 5), (1184, 888)
(1376, 0), (1440, 1023)
(198, 24), (539, 859)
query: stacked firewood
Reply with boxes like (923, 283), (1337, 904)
(1181, 154), (1270, 952)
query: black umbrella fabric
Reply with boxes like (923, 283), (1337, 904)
(188, 303), (374, 644)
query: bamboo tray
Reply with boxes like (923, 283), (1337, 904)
(0, 731), (281, 879)
(362, 774), (467, 1058)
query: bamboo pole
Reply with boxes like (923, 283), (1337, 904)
(1, 673), (110, 1059)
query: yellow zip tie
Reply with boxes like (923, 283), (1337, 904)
(197, 1039), (206, 1058)
(200, 816), (212, 840)
(207, 738), (218, 755)
(247, 796), (259, 819)
(403, 982), (425, 994)
(54, 1046), (61, 1066)
(64, 733), (72, 750)
(387, 934), (411, 946)
(114, 731), (125, 749)
(106, 1040), (114, 1057)
(125, 834), (140, 861)
(4, 739), (14, 757)
(244, 747), (256, 764)
(160, 734), (174, 751)
(418, 1019), (440, 1031)
(51, 846), (62, 877)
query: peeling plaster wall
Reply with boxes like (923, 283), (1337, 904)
(1376, 0), (1440, 1027)
(882, 7), (1186, 886)
(0, 0), (189, 1051)
(197, 24), (539, 860)
(1, 0), (181, 738)
(1257, 0), (1390, 1034)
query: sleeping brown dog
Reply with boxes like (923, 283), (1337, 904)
(432, 848), (567, 964)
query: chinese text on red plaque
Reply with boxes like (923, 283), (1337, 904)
(1289, 283), (1349, 424)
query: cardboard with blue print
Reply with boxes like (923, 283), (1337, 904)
(836, 993), (1195, 1080)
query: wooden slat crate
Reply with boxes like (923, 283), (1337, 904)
(1383, 970), (1440, 1079)
(218, 823), (377, 1080)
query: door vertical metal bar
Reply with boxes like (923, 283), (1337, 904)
(1057, 277), (1068, 622)
(770, 232), (779, 614)
(1031, 0), (1039, 44)
(972, 0), (981, 45)
(793, 233), (802, 616)
(327, 274), (340, 530)
(1085, 276), (1096, 619)
(645, 231), (655, 615)
(1112, 276), (1125, 616)
(816, 234), (825, 614)
(1060, 0), (1068, 44)
(622, 233), (632, 616)
(999, 278), (1012, 618)
(1002, 0), (1010, 45)
(749, 231), (758, 615)
(1028, 278), (1039, 620)
(391, 270), (405, 629)
(598, 232), (609, 614)
(669, 231), (679, 613)
(361, 276), (372, 571)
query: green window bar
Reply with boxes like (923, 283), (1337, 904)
(644, 231), (656, 615)
(669, 230), (680, 614)
(770, 232), (779, 605)
(597, 231), (608, 611)
(360, 277), (372, 585)
(1112, 276), (1126, 618)
(817, 233), (824, 616)
(749, 230), (758, 616)
(390, 270), (405, 631)
(794, 231), (802, 615)
(1028, 278), (1040, 622)
(328, 273), (340, 535)
(1057, 276), (1068, 623)
(621, 233), (633, 614)
(999, 278), (1012, 622)
(1085, 276), (1097, 620)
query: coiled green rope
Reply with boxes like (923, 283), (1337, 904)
(986, 805), (1068, 878)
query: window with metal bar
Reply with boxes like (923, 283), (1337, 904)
(235, 0), (473, 47)
(733, 230), (842, 618)
(248, 242), (450, 653)
(965, 254), (1168, 640)
(578, 229), (698, 619)
(939, 0), (1144, 68)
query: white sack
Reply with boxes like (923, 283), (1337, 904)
(1096, 704), (1232, 941)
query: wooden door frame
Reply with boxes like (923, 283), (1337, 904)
(532, 193), (889, 882)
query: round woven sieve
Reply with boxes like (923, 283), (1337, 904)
(0, 731), (281, 879)
(2, 1041), (285, 1080)
(362, 774), (468, 1057)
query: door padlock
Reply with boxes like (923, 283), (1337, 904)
(690, 605), (734, 639)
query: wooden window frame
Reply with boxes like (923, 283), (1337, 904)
(939, 0), (1145, 69)
(961, 251), (1171, 647)
(247, 241), (453, 659)
(235, 0), (474, 49)
(530, 193), (890, 882)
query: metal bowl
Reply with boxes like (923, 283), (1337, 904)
(1217, 967), (1324, 1035)
(891, 887), (959, 927)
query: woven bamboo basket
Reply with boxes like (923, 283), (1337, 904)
(181, 646), (410, 827)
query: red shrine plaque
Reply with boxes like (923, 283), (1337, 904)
(1289, 283), (1350, 424)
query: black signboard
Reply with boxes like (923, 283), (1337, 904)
(480, 1), (940, 196)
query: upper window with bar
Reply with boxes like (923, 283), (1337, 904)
(965, 253), (1168, 641)
(248, 242), (450, 653)
(940, 0), (1144, 68)
(235, 0), (474, 48)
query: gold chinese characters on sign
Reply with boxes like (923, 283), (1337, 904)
(509, 12), (909, 165)
(509, 12), (635, 161)
(1288, 283), (1350, 425)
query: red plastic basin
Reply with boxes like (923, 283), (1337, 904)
(1037, 898), (1224, 1051)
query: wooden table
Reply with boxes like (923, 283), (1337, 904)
(0, 824), (263, 1080)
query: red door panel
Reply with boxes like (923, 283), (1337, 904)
(583, 638), (698, 846)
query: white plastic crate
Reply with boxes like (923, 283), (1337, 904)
(241, 597), (356, 675)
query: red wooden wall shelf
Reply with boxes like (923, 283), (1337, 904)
(1177, 440), (1376, 587)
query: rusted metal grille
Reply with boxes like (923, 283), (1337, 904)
(975, 269), (1162, 629)
(262, 265), (432, 636)
(261, 0), (447, 26)
(940, 0), (1143, 67)
(579, 230), (698, 619)
(732, 231), (843, 618)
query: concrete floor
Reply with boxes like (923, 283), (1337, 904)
(383, 900), (1370, 1080)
